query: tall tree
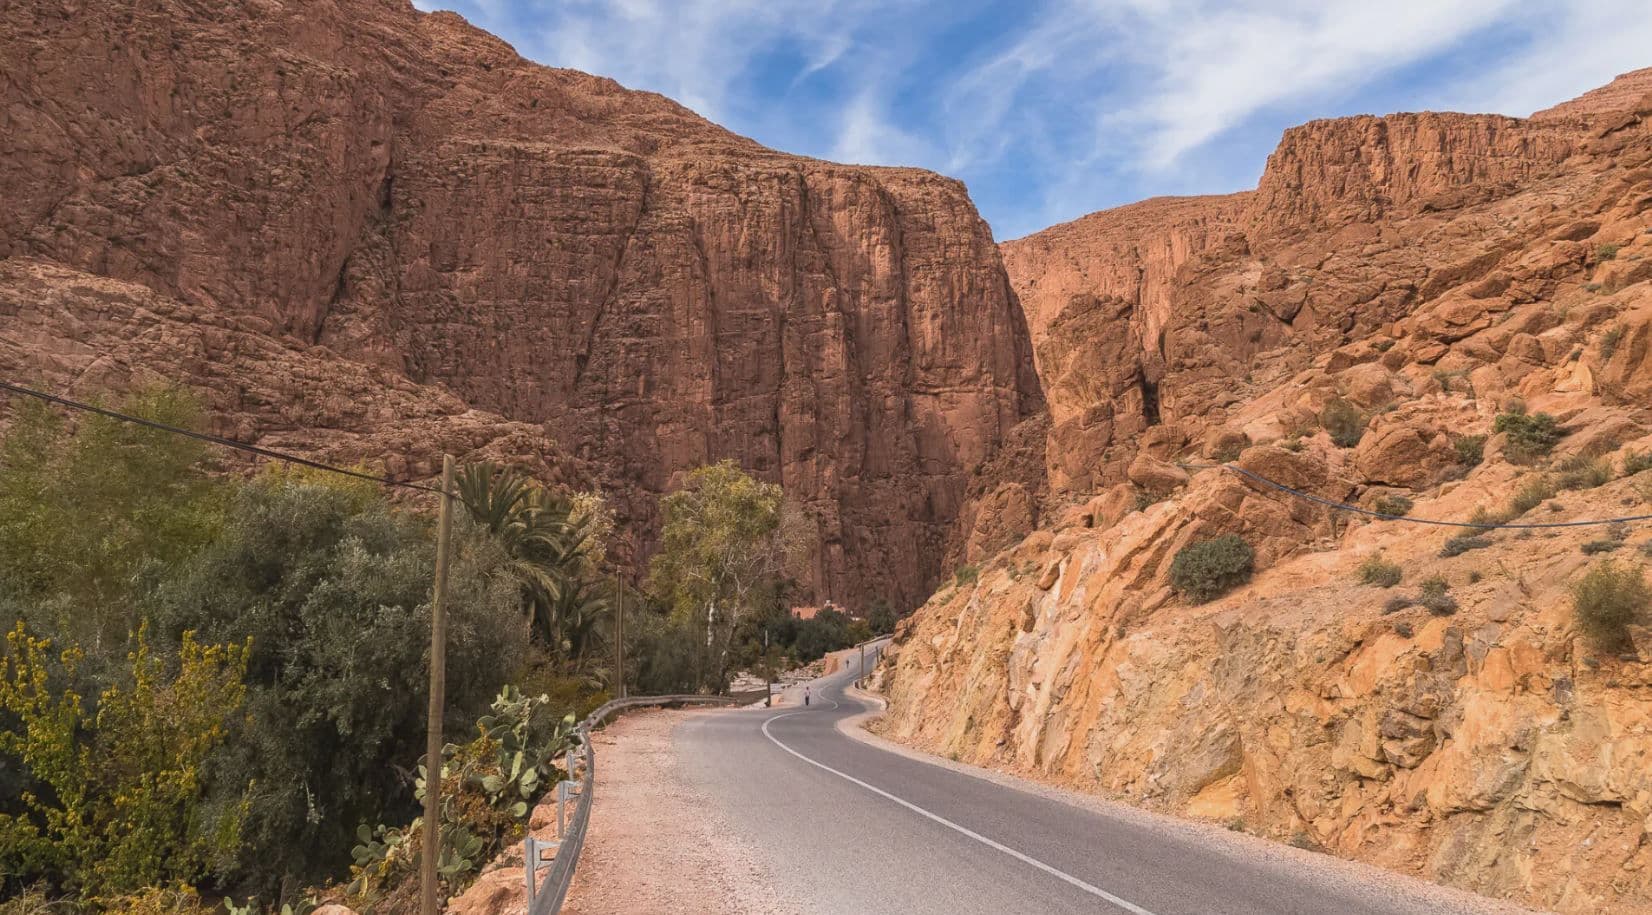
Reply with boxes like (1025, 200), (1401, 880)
(647, 461), (811, 691)
(453, 463), (607, 662)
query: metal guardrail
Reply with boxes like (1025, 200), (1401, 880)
(525, 694), (742, 915)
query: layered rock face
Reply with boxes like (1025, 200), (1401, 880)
(0, 0), (1041, 609)
(884, 74), (1652, 912)
(1000, 91), (1636, 496)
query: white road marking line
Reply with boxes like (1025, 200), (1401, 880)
(760, 704), (1158, 915)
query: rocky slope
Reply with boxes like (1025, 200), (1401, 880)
(882, 72), (1652, 912)
(999, 84), (1631, 498)
(0, 0), (1041, 608)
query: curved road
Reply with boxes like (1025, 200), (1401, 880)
(673, 645), (1534, 915)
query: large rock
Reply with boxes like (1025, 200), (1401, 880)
(0, 0), (1042, 609)
(1353, 419), (1460, 488)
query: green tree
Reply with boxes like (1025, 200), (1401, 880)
(0, 389), (226, 649)
(146, 471), (531, 893)
(454, 463), (606, 663)
(0, 622), (250, 900)
(647, 461), (811, 691)
(867, 599), (900, 635)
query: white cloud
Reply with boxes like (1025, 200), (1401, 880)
(416, 0), (1652, 238)
(518, 0), (892, 124)
(1427, 0), (1652, 117)
(830, 93), (936, 166)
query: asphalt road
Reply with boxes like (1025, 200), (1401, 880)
(674, 645), (1535, 915)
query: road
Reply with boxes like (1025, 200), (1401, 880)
(673, 644), (1535, 915)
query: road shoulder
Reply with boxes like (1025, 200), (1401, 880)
(561, 708), (798, 915)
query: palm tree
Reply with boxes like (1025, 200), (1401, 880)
(454, 463), (605, 657)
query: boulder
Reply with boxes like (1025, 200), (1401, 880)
(1354, 419), (1458, 487)
(1127, 454), (1190, 494)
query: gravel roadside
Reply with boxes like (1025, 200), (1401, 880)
(561, 708), (799, 915)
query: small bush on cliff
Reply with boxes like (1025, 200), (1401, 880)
(1319, 399), (1367, 449)
(1597, 243), (1620, 262)
(1440, 534), (1492, 558)
(1494, 408), (1563, 463)
(952, 564), (979, 587)
(1509, 476), (1557, 516)
(1572, 560), (1650, 651)
(1452, 434), (1486, 467)
(1370, 494), (1413, 518)
(1581, 539), (1622, 555)
(1601, 325), (1626, 360)
(1556, 454), (1612, 491)
(1418, 576), (1458, 615)
(1169, 535), (1255, 603)
(1622, 449), (1652, 477)
(1358, 556), (1403, 588)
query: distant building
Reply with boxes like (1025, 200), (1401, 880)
(790, 599), (840, 621)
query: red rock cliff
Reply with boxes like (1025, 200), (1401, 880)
(0, 0), (1042, 610)
(1002, 73), (1651, 496)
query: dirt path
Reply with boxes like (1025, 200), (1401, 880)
(561, 709), (798, 915)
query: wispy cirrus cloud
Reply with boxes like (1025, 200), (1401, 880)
(415, 0), (1652, 239)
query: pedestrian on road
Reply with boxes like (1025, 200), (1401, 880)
(804, 687), (811, 707)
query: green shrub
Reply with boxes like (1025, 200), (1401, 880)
(1418, 576), (1459, 615)
(1452, 434), (1487, 467)
(1622, 449), (1652, 477)
(1132, 487), (1162, 512)
(1571, 560), (1649, 651)
(1358, 556), (1403, 588)
(345, 687), (581, 908)
(953, 564), (980, 586)
(147, 475), (533, 892)
(0, 622), (250, 900)
(1470, 505), (1515, 526)
(1601, 325), (1626, 360)
(1371, 494), (1414, 517)
(1556, 454), (1612, 491)
(1384, 595), (1415, 614)
(1494, 410), (1563, 462)
(1440, 534), (1492, 558)
(1597, 244), (1620, 262)
(1320, 399), (1368, 449)
(1509, 476), (1557, 516)
(1581, 539), (1622, 555)
(1169, 534), (1256, 603)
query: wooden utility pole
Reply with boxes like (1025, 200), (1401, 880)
(614, 571), (626, 699)
(421, 455), (456, 915)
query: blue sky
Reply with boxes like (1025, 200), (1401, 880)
(412, 0), (1652, 240)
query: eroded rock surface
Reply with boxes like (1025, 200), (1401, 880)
(0, 0), (1041, 608)
(885, 71), (1652, 913)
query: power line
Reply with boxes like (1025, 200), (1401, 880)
(0, 380), (442, 494)
(1182, 461), (1652, 530)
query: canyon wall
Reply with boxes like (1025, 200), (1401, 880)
(883, 72), (1652, 912)
(0, 0), (1042, 609)
(999, 83), (1649, 498)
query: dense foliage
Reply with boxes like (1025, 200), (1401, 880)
(1169, 534), (1256, 603)
(0, 392), (544, 906)
(1493, 408), (1563, 462)
(1572, 560), (1650, 652)
(0, 391), (850, 909)
(647, 461), (813, 691)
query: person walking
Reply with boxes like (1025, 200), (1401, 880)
(804, 686), (811, 707)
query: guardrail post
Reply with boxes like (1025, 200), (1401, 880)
(525, 837), (537, 902)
